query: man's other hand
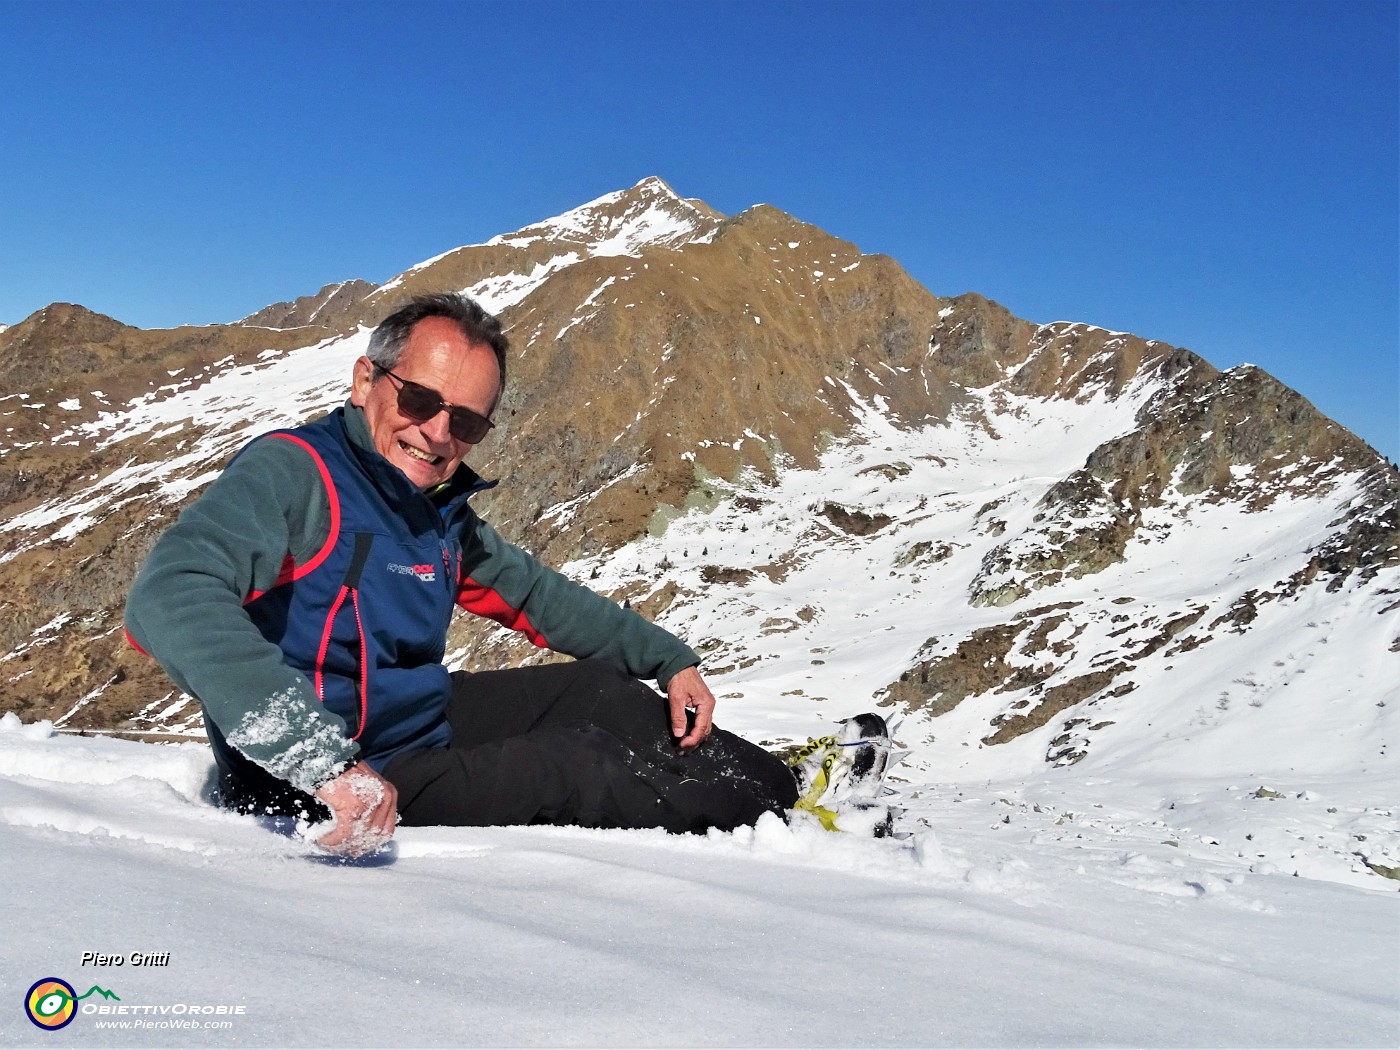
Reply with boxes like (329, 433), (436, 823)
(313, 761), (398, 857)
(667, 665), (716, 753)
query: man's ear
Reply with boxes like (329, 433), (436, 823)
(350, 356), (376, 407)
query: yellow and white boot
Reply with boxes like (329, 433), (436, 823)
(786, 713), (900, 836)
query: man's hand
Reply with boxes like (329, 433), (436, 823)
(667, 665), (716, 753)
(312, 761), (398, 858)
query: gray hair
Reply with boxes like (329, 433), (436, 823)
(366, 292), (509, 395)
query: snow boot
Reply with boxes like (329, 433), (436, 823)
(786, 713), (899, 836)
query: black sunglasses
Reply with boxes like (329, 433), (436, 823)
(375, 366), (495, 444)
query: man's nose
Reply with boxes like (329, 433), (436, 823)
(419, 409), (454, 445)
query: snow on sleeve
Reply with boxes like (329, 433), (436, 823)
(224, 687), (354, 794)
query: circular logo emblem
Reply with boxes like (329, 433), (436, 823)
(25, 978), (77, 1030)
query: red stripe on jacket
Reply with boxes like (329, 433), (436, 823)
(457, 578), (549, 648)
(244, 433), (342, 603)
(129, 433), (345, 656)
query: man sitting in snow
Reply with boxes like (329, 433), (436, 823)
(125, 292), (800, 856)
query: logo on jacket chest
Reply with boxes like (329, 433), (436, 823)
(387, 562), (438, 583)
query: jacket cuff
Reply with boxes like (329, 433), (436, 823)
(223, 687), (360, 796)
(657, 654), (702, 692)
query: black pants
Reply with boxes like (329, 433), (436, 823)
(383, 659), (797, 834)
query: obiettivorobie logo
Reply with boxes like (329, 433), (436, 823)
(23, 973), (246, 1033)
(24, 978), (120, 1031)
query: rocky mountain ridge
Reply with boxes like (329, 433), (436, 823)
(0, 178), (1394, 785)
(238, 278), (378, 331)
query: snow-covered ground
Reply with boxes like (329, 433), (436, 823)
(1, 715), (1395, 1048)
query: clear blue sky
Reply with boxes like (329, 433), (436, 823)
(2, 0), (1396, 460)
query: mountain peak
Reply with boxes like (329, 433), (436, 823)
(5, 302), (133, 344)
(629, 174), (681, 198)
(368, 179), (727, 316)
(485, 177), (723, 257)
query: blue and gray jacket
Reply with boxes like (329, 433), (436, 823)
(125, 403), (699, 794)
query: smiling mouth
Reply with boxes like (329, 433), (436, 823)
(399, 440), (443, 465)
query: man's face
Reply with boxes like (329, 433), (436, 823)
(351, 315), (501, 490)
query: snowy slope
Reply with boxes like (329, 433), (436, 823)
(540, 382), (1399, 892)
(1, 715), (1396, 1048)
(0, 329), (370, 578)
